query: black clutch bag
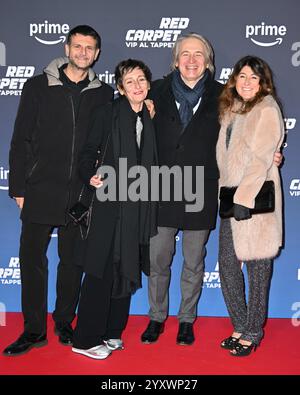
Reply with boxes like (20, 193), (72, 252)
(219, 180), (275, 219)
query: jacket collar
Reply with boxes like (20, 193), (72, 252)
(43, 56), (102, 90)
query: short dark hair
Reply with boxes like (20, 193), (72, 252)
(67, 25), (101, 49)
(114, 59), (152, 89)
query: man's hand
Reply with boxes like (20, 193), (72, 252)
(274, 151), (283, 167)
(14, 197), (24, 209)
(90, 174), (103, 188)
(144, 99), (155, 119)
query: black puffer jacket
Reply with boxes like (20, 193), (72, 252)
(9, 57), (114, 225)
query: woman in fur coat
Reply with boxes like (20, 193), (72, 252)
(216, 56), (284, 356)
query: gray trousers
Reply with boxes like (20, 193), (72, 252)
(148, 226), (209, 323)
(219, 219), (272, 345)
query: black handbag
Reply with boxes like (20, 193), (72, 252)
(68, 184), (96, 240)
(68, 201), (91, 227)
(219, 180), (275, 219)
(68, 132), (111, 239)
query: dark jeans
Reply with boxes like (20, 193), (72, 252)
(19, 220), (83, 335)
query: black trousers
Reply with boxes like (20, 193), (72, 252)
(73, 260), (131, 350)
(19, 220), (83, 335)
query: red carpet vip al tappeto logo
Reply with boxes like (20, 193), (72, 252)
(0, 257), (21, 286)
(125, 17), (190, 49)
(203, 262), (220, 289)
(290, 179), (300, 197)
(283, 117), (297, 148)
(217, 67), (233, 84)
(0, 66), (35, 96)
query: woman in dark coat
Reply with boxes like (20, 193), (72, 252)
(72, 59), (157, 360)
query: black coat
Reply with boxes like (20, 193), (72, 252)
(149, 73), (223, 230)
(8, 58), (114, 225)
(76, 97), (157, 288)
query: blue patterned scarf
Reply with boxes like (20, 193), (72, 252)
(171, 68), (209, 128)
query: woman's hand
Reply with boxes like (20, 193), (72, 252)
(273, 151), (283, 167)
(89, 174), (103, 188)
(144, 99), (155, 119)
(233, 203), (252, 221)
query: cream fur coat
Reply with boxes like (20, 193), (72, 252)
(216, 95), (284, 261)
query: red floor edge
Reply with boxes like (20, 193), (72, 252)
(0, 313), (299, 375)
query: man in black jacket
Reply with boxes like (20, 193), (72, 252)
(141, 33), (222, 346)
(3, 25), (114, 356)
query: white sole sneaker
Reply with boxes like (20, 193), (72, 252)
(72, 345), (111, 360)
(103, 339), (124, 351)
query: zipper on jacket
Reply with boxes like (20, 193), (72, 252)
(27, 161), (38, 179)
(68, 95), (76, 181)
(64, 94), (77, 223)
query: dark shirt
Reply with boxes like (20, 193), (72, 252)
(59, 64), (90, 120)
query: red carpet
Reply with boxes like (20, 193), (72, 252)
(0, 313), (299, 375)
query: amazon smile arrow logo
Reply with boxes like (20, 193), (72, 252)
(250, 37), (283, 47)
(29, 21), (69, 46)
(34, 35), (66, 45)
(245, 22), (287, 48)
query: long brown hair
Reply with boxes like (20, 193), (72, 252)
(219, 56), (277, 120)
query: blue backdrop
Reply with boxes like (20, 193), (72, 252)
(0, 0), (299, 319)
